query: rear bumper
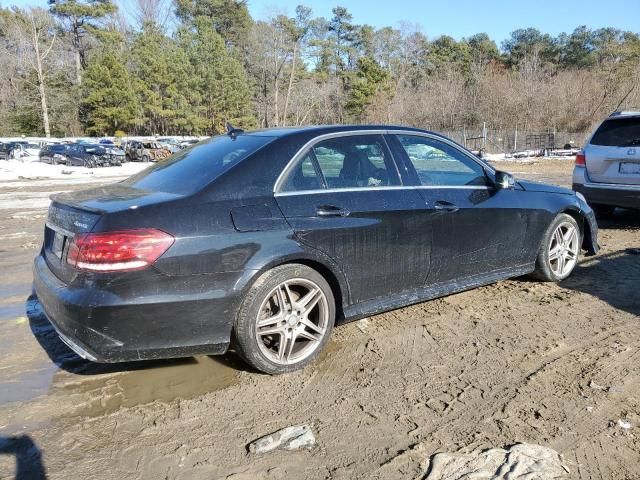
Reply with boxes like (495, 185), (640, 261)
(32, 254), (243, 363)
(573, 166), (640, 209)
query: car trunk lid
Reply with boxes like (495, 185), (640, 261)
(44, 185), (182, 283)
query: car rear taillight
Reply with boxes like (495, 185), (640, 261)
(67, 229), (174, 272)
(575, 151), (586, 166)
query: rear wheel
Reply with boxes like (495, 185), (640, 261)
(531, 213), (581, 282)
(591, 203), (615, 218)
(234, 264), (335, 374)
(142, 155), (150, 162)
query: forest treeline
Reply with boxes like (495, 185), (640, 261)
(1, 0), (639, 138)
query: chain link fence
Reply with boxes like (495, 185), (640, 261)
(434, 127), (591, 155)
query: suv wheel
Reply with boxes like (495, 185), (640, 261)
(234, 264), (335, 374)
(531, 213), (581, 282)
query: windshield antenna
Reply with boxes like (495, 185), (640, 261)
(226, 122), (244, 138)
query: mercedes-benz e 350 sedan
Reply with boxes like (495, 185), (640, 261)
(33, 126), (599, 374)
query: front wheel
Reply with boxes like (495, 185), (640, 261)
(234, 264), (335, 374)
(531, 213), (581, 282)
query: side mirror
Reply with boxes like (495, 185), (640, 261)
(494, 170), (516, 189)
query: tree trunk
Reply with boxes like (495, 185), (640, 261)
(33, 24), (51, 137)
(282, 41), (297, 127)
(75, 50), (82, 85)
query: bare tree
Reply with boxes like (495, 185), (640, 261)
(3, 7), (57, 137)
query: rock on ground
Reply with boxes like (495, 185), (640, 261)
(248, 424), (316, 454)
(425, 443), (570, 480)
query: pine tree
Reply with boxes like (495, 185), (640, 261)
(81, 51), (138, 135)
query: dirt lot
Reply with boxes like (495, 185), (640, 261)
(0, 159), (638, 479)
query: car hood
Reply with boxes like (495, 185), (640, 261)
(517, 179), (573, 195)
(51, 184), (183, 214)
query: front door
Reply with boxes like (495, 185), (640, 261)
(275, 133), (434, 305)
(389, 133), (529, 285)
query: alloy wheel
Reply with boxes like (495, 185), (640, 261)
(255, 278), (329, 365)
(548, 221), (579, 277)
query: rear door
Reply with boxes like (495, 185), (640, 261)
(586, 116), (640, 185)
(275, 132), (434, 305)
(389, 133), (529, 285)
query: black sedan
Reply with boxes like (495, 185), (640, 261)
(33, 125), (599, 374)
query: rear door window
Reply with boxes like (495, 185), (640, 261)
(591, 118), (640, 147)
(311, 135), (399, 189)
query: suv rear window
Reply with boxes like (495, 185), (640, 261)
(591, 118), (640, 146)
(121, 134), (273, 195)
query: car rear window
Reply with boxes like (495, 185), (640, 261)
(591, 118), (640, 146)
(121, 134), (273, 195)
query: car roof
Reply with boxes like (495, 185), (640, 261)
(608, 111), (640, 119)
(244, 124), (439, 139)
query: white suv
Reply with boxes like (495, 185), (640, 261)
(573, 112), (640, 217)
(573, 111), (640, 216)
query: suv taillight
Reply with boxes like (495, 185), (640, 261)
(575, 151), (586, 166)
(67, 229), (174, 272)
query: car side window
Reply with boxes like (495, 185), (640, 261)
(311, 135), (399, 189)
(396, 135), (488, 187)
(281, 151), (323, 192)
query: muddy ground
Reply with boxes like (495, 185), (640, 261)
(0, 159), (638, 479)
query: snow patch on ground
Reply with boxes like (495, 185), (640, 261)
(0, 160), (148, 183)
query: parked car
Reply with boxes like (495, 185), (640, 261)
(0, 143), (10, 160)
(126, 140), (171, 162)
(102, 145), (125, 166)
(33, 125), (599, 374)
(156, 137), (182, 153)
(179, 139), (201, 149)
(40, 144), (70, 164)
(64, 143), (109, 167)
(11, 142), (41, 161)
(573, 111), (640, 216)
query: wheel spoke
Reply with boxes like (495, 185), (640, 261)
(298, 288), (322, 316)
(549, 246), (561, 261)
(274, 287), (288, 314)
(257, 311), (283, 328)
(300, 317), (324, 335)
(557, 254), (565, 274)
(257, 326), (285, 338)
(281, 283), (294, 310)
(278, 332), (296, 361)
(297, 330), (322, 343)
(562, 227), (574, 243)
(554, 229), (563, 246)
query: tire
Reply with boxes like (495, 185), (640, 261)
(591, 204), (615, 219)
(142, 155), (150, 163)
(234, 264), (335, 375)
(531, 213), (581, 282)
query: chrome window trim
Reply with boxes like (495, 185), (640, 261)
(273, 130), (390, 194)
(273, 129), (495, 194)
(274, 185), (491, 197)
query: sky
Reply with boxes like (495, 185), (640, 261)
(5, 0), (640, 44)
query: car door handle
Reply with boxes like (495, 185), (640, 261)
(433, 201), (459, 212)
(316, 205), (350, 217)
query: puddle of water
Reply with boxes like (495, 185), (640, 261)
(0, 365), (58, 405)
(57, 355), (241, 417)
